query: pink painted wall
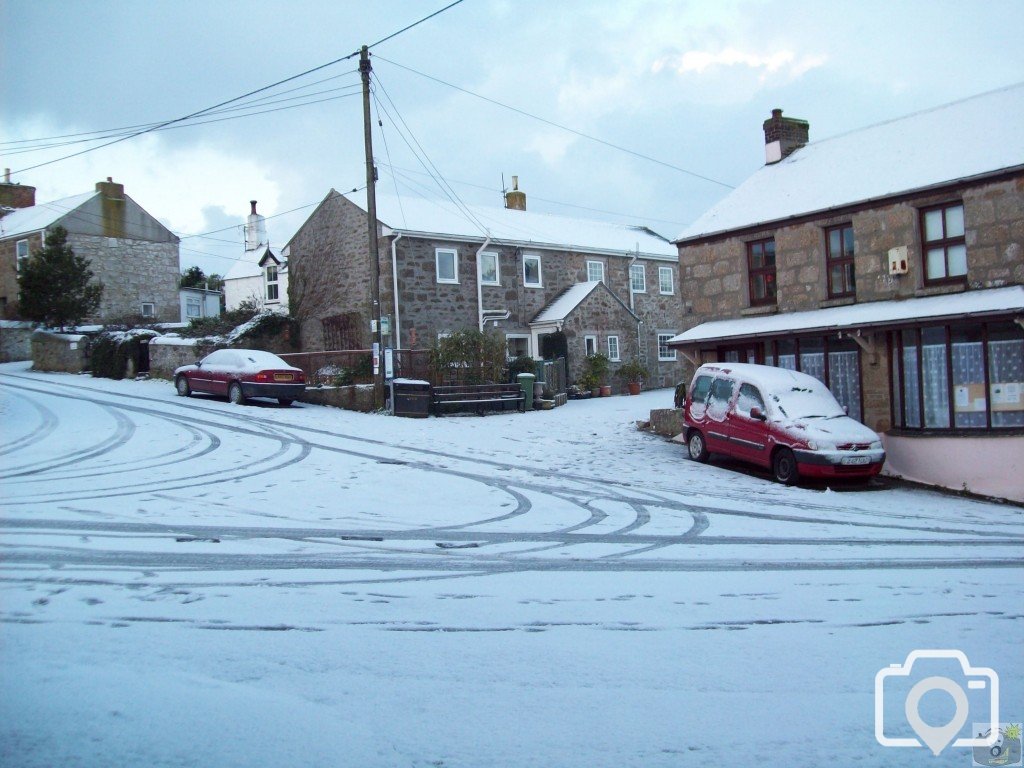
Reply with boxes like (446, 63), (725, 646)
(882, 434), (1024, 503)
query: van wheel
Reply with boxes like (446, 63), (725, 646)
(687, 430), (709, 463)
(175, 376), (191, 397)
(228, 382), (246, 405)
(772, 448), (798, 485)
(278, 398), (293, 407)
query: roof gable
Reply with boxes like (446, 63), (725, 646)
(0, 191), (98, 240)
(677, 83), (1024, 243)
(531, 280), (639, 325)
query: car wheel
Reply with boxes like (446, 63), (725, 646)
(228, 382), (246, 405)
(175, 376), (191, 397)
(278, 398), (293, 407)
(687, 430), (709, 463)
(772, 447), (799, 485)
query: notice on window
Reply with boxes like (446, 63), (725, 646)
(991, 382), (1022, 408)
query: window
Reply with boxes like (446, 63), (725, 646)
(659, 266), (674, 295)
(657, 333), (676, 361)
(141, 303), (155, 318)
(747, 237), (776, 305)
(607, 335), (620, 361)
(586, 260), (605, 283)
(825, 224), (855, 298)
(436, 248), (458, 284)
(186, 297), (202, 318)
(690, 375), (712, 403)
(479, 251), (499, 285)
(890, 321), (1023, 430)
(736, 383), (766, 418)
(584, 335), (598, 357)
(16, 239), (29, 271)
(265, 265), (279, 302)
(506, 334), (530, 359)
(523, 254), (542, 287)
(630, 264), (646, 293)
(921, 202), (966, 283)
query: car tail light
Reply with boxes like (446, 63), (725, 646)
(255, 372), (270, 382)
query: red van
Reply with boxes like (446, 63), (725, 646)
(682, 362), (885, 484)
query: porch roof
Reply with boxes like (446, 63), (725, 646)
(669, 285), (1024, 346)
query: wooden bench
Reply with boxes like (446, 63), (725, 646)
(432, 383), (526, 416)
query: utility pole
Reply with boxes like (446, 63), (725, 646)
(360, 45), (384, 409)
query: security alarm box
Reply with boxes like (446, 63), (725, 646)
(888, 246), (909, 275)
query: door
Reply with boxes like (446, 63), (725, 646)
(703, 376), (737, 452)
(727, 382), (771, 466)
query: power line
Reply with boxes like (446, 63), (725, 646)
(373, 54), (736, 190)
(7, 2), (466, 177)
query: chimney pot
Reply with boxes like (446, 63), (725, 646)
(107, 176), (113, 183)
(504, 175), (526, 211)
(250, 200), (258, 215)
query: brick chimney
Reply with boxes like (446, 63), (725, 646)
(0, 168), (36, 215)
(504, 175), (526, 211)
(95, 176), (125, 199)
(763, 109), (809, 164)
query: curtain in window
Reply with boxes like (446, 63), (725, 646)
(922, 327), (950, 428)
(989, 326), (1024, 427)
(951, 329), (986, 428)
(901, 330), (921, 428)
(828, 346), (862, 422)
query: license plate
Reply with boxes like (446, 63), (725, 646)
(274, 373), (293, 382)
(841, 455), (871, 466)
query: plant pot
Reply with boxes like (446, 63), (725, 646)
(590, 388), (601, 398)
(627, 381), (641, 396)
(600, 385), (612, 397)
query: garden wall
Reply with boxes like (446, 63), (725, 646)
(0, 321), (34, 362)
(31, 330), (90, 373)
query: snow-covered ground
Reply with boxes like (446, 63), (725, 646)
(1, 361), (1021, 767)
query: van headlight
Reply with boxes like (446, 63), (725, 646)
(870, 440), (882, 450)
(806, 440), (818, 451)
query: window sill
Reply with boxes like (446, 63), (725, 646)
(740, 305), (778, 317)
(886, 427), (1024, 438)
(915, 283), (967, 298)
(820, 296), (856, 309)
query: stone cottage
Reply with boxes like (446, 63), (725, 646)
(286, 181), (683, 388)
(0, 177), (180, 323)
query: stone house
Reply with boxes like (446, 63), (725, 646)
(223, 200), (289, 313)
(286, 182), (683, 388)
(0, 177), (180, 323)
(669, 84), (1024, 501)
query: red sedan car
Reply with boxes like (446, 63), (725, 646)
(174, 349), (306, 406)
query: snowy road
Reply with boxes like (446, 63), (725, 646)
(2, 362), (1022, 767)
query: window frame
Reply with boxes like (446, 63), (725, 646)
(265, 264), (280, 302)
(920, 202), (967, 285)
(657, 333), (677, 362)
(607, 335), (620, 362)
(435, 248), (459, 285)
(15, 239), (29, 271)
(505, 333), (531, 360)
(659, 266), (674, 295)
(747, 237), (777, 306)
(630, 264), (646, 293)
(825, 223), (855, 299)
(140, 302), (155, 318)
(586, 260), (605, 284)
(584, 335), (598, 357)
(479, 251), (500, 286)
(523, 253), (543, 288)
(185, 297), (202, 318)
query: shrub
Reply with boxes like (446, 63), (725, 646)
(90, 329), (159, 379)
(508, 354), (536, 381)
(430, 329), (507, 384)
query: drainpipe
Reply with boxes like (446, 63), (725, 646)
(628, 244), (643, 364)
(476, 236), (492, 332)
(390, 231), (403, 347)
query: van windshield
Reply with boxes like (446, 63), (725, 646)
(768, 384), (846, 420)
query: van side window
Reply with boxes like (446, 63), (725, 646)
(690, 375), (712, 403)
(737, 383), (766, 417)
(706, 377), (736, 420)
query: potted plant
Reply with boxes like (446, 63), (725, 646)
(617, 357), (650, 395)
(582, 353), (610, 396)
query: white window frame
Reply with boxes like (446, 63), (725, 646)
(630, 264), (646, 293)
(607, 335), (620, 361)
(186, 297), (202, 318)
(479, 251), (499, 286)
(584, 335), (598, 357)
(523, 253), (542, 288)
(436, 248), (459, 284)
(659, 266), (674, 295)
(658, 333), (677, 362)
(586, 260), (605, 284)
(265, 264), (279, 302)
(505, 333), (531, 360)
(141, 302), (155, 318)
(16, 239), (29, 271)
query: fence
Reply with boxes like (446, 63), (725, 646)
(535, 358), (567, 395)
(279, 349), (432, 386)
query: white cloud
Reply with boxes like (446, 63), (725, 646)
(652, 47), (827, 82)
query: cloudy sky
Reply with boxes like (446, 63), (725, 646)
(2, 0), (1022, 276)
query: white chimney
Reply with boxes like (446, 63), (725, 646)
(244, 200), (267, 252)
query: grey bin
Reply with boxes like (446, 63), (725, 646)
(391, 379), (432, 418)
(516, 372), (536, 410)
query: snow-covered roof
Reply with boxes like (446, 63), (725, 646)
(357, 193), (676, 259)
(670, 285), (1024, 345)
(676, 83), (1024, 243)
(224, 245), (283, 281)
(531, 281), (602, 324)
(0, 191), (99, 240)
